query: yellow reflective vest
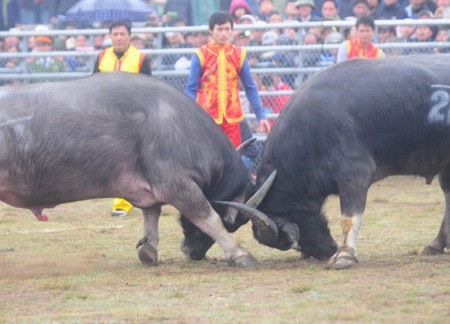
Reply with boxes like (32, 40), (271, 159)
(97, 45), (145, 73)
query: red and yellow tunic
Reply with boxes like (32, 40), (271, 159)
(195, 41), (246, 125)
(97, 45), (145, 73)
(346, 39), (383, 59)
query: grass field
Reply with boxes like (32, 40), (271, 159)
(1, 176), (449, 323)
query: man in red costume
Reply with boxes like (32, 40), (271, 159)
(337, 15), (385, 63)
(185, 11), (270, 148)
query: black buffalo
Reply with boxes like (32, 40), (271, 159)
(0, 72), (273, 268)
(249, 54), (450, 269)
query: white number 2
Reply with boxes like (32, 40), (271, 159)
(428, 89), (450, 124)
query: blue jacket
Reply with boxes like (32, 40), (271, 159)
(0, 0), (20, 31)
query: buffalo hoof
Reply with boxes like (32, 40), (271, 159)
(181, 244), (207, 261)
(326, 250), (358, 270)
(422, 245), (444, 255)
(138, 243), (158, 266)
(229, 253), (259, 268)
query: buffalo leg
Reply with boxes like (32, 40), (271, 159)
(180, 216), (215, 261)
(187, 206), (258, 268)
(137, 205), (161, 266)
(327, 165), (372, 269)
(172, 184), (258, 268)
(423, 169), (450, 254)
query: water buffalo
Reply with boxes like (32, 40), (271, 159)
(246, 54), (450, 269)
(0, 72), (273, 268)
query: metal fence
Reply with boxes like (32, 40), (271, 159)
(1, 20), (450, 116)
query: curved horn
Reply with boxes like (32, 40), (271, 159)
(246, 170), (277, 208)
(214, 201), (278, 246)
(236, 137), (257, 156)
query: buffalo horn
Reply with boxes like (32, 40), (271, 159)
(236, 137), (257, 155)
(214, 201), (279, 245)
(246, 170), (277, 208)
(214, 170), (279, 245)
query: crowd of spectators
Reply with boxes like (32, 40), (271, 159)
(0, 0), (450, 114)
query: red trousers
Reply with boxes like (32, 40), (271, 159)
(220, 119), (241, 148)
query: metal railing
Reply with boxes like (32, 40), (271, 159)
(0, 19), (449, 115)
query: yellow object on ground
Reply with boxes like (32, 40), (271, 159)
(112, 198), (133, 213)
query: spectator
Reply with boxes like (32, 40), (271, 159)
(267, 10), (285, 34)
(185, 11), (270, 148)
(0, 0), (20, 31)
(239, 118), (263, 180)
(251, 20), (268, 45)
(377, 26), (397, 43)
(302, 32), (322, 80)
(377, 25), (402, 55)
(258, 0), (276, 22)
(397, 19), (416, 40)
(282, 19), (302, 42)
(319, 24), (340, 43)
(4, 34), (20, 50)
(366, 0), (381, 15)
(342, 22), (358, 40)
(65, 34), (94, 72)
(53, 20), (77, 51)
(339, 0), (356, 18)
(192, 30), (210, 47)
(162, 0), (191, 26)
(162, 30), (192, 87)
(19, 0), (54, 25)
(268, 10), (284, 23)
(93, 19), (151, 218)
(308, 23), (324, 40)
(321, 0), (341, 19)
(147, 11), (161, 27)
(350, 0), (372, 19)
(238, 13), (256, 24)
(296, 0), (320, 22)
(434, 0), (450, 17)
(375, 0), (408, 19)
(25, 35), (66, 78)
(261, 72), (293, 126)
(53, 0), (79, 28)
(284, 0), (300, 20)
(404, 22), (435, 54)
(272, 34), (297, 88)
(161, 31), (192, 68)
(234, 29), (253, 46)
(234, 14), (255, 45)
(27, 35), (35, 51)
(261, 29), (279, 46)
(93, 34), (105, 50)
(1, 44), (22, 85)
(131, 34), (146, 49)
(434, 26), (450, 53)
(405, 0), (435, 18)
(337, 15), (385, 62)
(318, 31), (344, 67)
(417, 8), (434, 18)
(229, 0), (253, 23)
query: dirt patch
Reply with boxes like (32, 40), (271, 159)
(0, 252), (105, 279)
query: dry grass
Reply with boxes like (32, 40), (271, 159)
(1, 176), (449, 323)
